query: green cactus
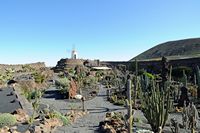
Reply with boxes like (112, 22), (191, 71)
(32, 72), (46, 84)
(0, 113), (17, 128)
(29, 90), (43, 124)
(139, 80), (171, 133)
(53, 111), (70, 126)
(126, 78), (133, 133)
(140, 73), (150, 92)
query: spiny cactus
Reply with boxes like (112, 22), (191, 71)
(139, 79), (171, 133)
(0, 113), (17, 128)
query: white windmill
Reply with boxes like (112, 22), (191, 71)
(71, 44), (78, 59)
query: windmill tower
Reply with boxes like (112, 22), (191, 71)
(71, 45), (78, 59)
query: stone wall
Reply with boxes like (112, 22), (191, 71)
(53, 58), (102, 72)
(53, 58), (84, 72)
(102, 57), (200, 73)
(0, 62), (46, 72)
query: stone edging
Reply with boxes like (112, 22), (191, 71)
(13, 86), (33, 116)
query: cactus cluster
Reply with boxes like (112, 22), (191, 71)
(0, 113), (17, 128)
(139, 76), (171, 133)
(132, 58), (171, 132)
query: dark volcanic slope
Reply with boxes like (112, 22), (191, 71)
(131, 38), (200, 61)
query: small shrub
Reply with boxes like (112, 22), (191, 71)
(55, 77), (70, 94)
(114, 99), (125, 106)
(32, 72), (46, 84)
(0, 113), (17, 128)
(22, 89), (43, 102)
(144, 72), (155, 79)
(52, 111), (70, 126)
(110, 95), (117, 103)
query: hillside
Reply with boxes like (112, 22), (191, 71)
(131, 38), (200, 61)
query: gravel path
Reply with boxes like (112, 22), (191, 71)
(41, 85), (200, 133)
(41, 85), (126, 133)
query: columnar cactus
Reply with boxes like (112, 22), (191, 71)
(183, 70), (187, 87)
(196, 66), (200, 98)
(134, 59), (138, 107)
(140, 73), (150, 92)
(161, 57), (169, 90)
(139, 79), (171, 133)
(126, 76), (133, 133)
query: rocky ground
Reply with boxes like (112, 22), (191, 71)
(41, 84), (126, 133)
(1, 83), (200, 132)
(40, 85), (200, 133)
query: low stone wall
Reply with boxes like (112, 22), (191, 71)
(53, 58), (84, 72)
(0, 62), (46, 72)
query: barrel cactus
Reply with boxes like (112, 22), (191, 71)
(0, 113), (17, 128)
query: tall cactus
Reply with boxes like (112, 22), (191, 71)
(196, 66), (200, 98)
(140, 73), (150, 92)
(139, 78), (170, 133)
(161, 56), (169, 90)
(126, 76), (133, 133)
(134, 59), (138, 108)
(183, 70), (187, 87)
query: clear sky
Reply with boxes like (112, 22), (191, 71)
(0, 0), (200, 66)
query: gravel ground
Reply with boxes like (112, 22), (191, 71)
(40, 85), (200, 133)
(41, 85), (126, 133)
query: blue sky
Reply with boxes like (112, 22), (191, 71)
(0, 0), (200, 66)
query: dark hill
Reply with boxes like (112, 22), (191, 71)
(131, 38), (200, 61)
